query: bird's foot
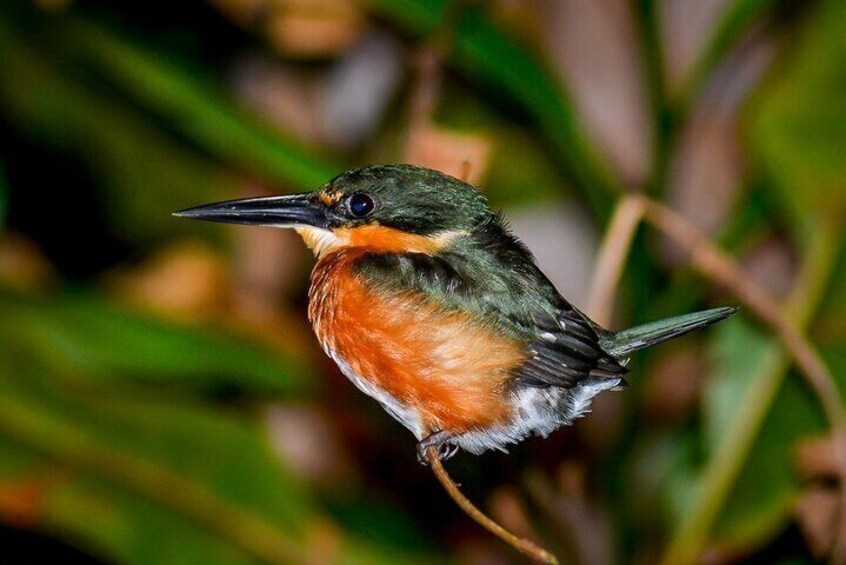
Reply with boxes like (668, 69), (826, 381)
(416, 430), (458, 465)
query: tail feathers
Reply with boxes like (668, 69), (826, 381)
(600, 306), (738, 360)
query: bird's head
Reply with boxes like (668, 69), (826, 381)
(176, 165), (493, 256)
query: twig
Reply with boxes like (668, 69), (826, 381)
(407, 45), (445, 134)
(586, 194), (646, 326)
(636, 195), (846, 563)
(459, 159), (473, 183)
(411, 6), (556, 562)
(426, 447), (558, 564)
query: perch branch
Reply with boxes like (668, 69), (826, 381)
(586, 194), (646, 326)
(410, 6), (556, 562)
(426, 447), (558, 564)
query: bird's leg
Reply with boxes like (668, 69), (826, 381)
(417, 430), (458, 465)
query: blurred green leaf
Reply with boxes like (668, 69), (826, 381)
(704, 318), (780, 452)
(0, 15), (240, 244)
(0, 436), (262, 565)
(0, 355), (434, 564)
(0, 366), (309, 564)
(0, 291), (310, 395)
(64, 18), (342, 192)
(326, 496), (437, 555)
(0, 437), (41, 476)
(366, 0), (620, 218)
(666, 299), (833, 560)
(664, 2), (846, 560)
(709, 1), (846, 541)
(628, 428), (700, 540)
(660, 317), (788, 561)
(750, 0), (846, 235)
(703, 320), (822, 551)
(713, 372), (823, 550)
(48, 474), (258, 565)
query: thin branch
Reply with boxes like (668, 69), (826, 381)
(426, 447), (558, 564)
(407, 45), (445, 135)
(586, 194), (645, 326)
(636, 195), (846, 564)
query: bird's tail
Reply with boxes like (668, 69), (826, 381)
(600, 306), (738, 360)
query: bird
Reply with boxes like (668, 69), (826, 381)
(176, 164), (736, 462)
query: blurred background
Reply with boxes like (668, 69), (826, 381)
(0, 0), (844, 563)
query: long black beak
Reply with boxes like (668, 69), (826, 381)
(174, 193), (328, 228)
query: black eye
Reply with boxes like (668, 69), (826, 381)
(348, 193), (375, 217)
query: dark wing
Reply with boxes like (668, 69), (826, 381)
(518, 307), (627, 389)
(353, 247), (627, 391)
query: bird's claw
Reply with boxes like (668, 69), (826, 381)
(416, 431), (458, 465)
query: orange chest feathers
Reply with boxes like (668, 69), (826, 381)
(307, 250), (526, 438)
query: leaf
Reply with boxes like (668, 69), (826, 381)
(0, 14), (240, 245)
(0, 356), (434, 565)
(667, 318), (827, 556)
(703, 315), (824, 551)
(0, 438), (259, 565)
(812, 232), (846, 349)
(664, 2), (846, 560)
(712, 372), (824, 550)
(703, 317), (780, 452)
(0, 291), (311, 396)
(46, 475), (257, 565)
(0, 364), (307, 563)
(703, 0), (846, 545)
(749, 0), (846, 234)
(63, 17), (342, 192)
(663, 317), (796, 562)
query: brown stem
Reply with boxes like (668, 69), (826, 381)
(405, 0), (465, 135)
(636, 195), (846, 561)
(426, 447), (558, 564)
(586, 194), (646, 326)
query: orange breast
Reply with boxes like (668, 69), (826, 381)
(308, 250), (525, 438)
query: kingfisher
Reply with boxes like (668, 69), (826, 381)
(176, 165), (735, 461)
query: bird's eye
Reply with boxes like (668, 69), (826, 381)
(348, 193), (375, 217)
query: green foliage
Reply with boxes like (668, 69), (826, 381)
(0, 291), (435, 563)
(664, 0), (846, 559)
(0, 292), (309, 394)
(702, 319), (820, 551)
(713, 1), (846, 546)
(750, 0), (846, 234)
(0, 16), (239, 244)
(0, 0), (844, 562)
(65, 20), (342, 193)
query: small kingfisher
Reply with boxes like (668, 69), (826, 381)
(177, 165), (736, 461)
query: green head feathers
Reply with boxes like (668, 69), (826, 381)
(175, 164), (494, 236)
(320, 165), (493, 234)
